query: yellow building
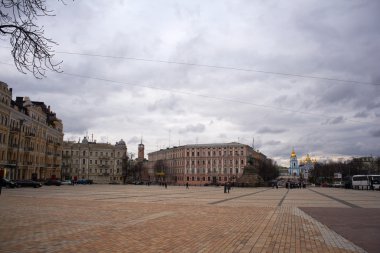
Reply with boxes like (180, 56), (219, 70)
(0, 81), (63, 181)
(62, 137), (128, 184)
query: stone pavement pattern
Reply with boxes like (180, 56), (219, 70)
(1, 185), (379, 253)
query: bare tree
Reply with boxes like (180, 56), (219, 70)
(0, 0), (64, 78)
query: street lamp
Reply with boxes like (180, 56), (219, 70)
(15, 119), (25, 180)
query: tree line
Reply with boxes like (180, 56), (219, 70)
(308, 157), (380, 184)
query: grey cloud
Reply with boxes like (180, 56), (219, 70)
(257, 127), (287, 134)
(265, 140), (282, 146)
(322, 116), (344, 125)
(127, 136), (140, 145)
(372, 130), (380, 137)
(2, 0), (379, 167)
(354, 111), (368, 118)
(367, 101), (380, 110)
(147, 96), (183, 113)
(178, 123), (205, 134)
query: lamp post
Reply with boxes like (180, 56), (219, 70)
(15, 119), (25, 180)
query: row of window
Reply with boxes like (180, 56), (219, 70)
(187, 159), (245, 166)
(152, 147), (247, 160)
(185, 176), (233, 182)
(64, 150), (124, 158)
(68, 168), (121, 174)
(65, 159), (122, 165)
(187, 150), (245, 157)
(187, 168), (240, 174)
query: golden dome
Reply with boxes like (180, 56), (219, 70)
(305, 154), (311, 162)
(290, 148), (297, 158)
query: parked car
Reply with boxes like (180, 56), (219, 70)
(61, 180), (72, 185)
(1, 178), (19, 188)
(44, 179), (62, 186)
(77, 179), (93, 184)
(332, 181), (344, 188)
(16, 180), (42, 188)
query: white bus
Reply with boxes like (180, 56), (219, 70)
(352, 175), (380, 190)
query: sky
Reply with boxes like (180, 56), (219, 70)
(1, 0), (379, 166)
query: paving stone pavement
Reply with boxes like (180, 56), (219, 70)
(0, 185), (379, 252)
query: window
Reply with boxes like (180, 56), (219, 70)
(82, 159), (85, 164)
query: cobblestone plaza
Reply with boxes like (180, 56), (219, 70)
(1, 185), (379, 253)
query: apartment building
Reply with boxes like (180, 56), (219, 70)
(0, 81), (63, 181)
(62, 137), (128, 184)
(147, 142), (266, 186)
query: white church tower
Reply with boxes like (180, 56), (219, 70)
(289, 148), (299, 176)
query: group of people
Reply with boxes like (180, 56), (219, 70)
(224, 182), (231, 193)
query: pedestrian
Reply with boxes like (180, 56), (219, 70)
(224, 183), (227, 193)
(275, 180), (278, 189)
(186, 182), (189, 189)
(165, 182), (167, 189)
(227, 182), (230, 193)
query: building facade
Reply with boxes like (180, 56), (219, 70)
(0, 81), (63, 181)
(62, 137), (127, 184)
(147, 142), (266, 186)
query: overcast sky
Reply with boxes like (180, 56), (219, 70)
(1, 0), (379, 166)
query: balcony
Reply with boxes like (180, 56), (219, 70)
(25, 133), (36, 138)
(10, 127), (20, 132)
(46, 152), (53, 156)
(24, 147), (34, 152)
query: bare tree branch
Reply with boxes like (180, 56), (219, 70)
(0, 0), (64, 78)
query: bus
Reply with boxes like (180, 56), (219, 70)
(352, 175), (380, 190)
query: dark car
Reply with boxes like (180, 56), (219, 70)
(44, 179), (62, 186)
(16, 180), (42, 188)
(1, 178), (19, 188)
(77, 179), (93, 184)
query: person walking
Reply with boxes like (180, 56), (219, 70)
(227, 182), (230, 193)
(186, 182), (189, 189)
(224, 183), (227, 193)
